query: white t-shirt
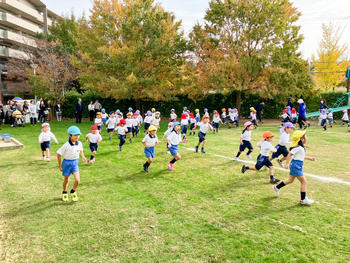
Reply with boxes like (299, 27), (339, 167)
(229, 112), (235, 120)
(278, 132), (291, 147)
(328, 112), (333, 119)
(240, 130), (251, 141)
(126, 118), (133, 128)
(167, 130), (181, 145)
(101, 113), (108, 119)
(204, 112), (209, 116)
(258, 141), (274, 157)
(95, 118), (103, 126)
(86, 132), (102, 143)
(198, 122), (212, 134)
(251, 112), (256, 120)
(153, 117), (160, 126)
(213, 115), (221, 123)
(221, 112), (226, 118)
(343, 112), (349, 121)
(290, 146), (305, 161)
(196, 113), (200, 119)
(164, 127), (172, 137)
(190, 118), (196, 124)
(116, 126), (127, 135)
(29, 104), (37, 117)
(142, 134), (159, 147)
(170, 113), (177, 120)
(180, 119), (188, 125)
(39, 131), (58, 143)
(57, 141), (83, 160)
(282, 113), (288, 119)
(106, 117), (118, 129)
(137, 115), (143, 125)
(144, 116), (154, 124)
(132, 118), (139, 126)
(291, 113), (297, 119)
(320, 113), (327, 120)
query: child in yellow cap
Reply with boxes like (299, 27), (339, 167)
(142, 125), (159, 172)
(241, 131), (280, 184)
(273, 131), (316, 205)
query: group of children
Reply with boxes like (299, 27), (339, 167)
(38, 106), (317, 205)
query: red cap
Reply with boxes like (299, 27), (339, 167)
(291, 108), (296, 113)
(283, 109), (288, 113)
(90, 125), (98, 130)
(119, 119), (126, 125)
(189, 113), (194, 118)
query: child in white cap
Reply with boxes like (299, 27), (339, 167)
(38, 123), (58, 161)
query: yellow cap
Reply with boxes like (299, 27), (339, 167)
(195, 109), (199, 113)
(290, 130), (306, 148)
(250, 107), (255, 111)
(148, 125), (157, 132)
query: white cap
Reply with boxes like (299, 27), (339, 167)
(297, 99), (304, 104)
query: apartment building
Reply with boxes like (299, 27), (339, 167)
(0, 0), (59, 101)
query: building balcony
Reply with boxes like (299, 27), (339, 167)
(0, 45), (30, 59)
(0, 11), (42, 36)
(0, 0), (44, 24)
(0, 29), (36, 48)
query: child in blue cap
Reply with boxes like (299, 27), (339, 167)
(167, 121), (188, 170)
(57, 126), (87, 202)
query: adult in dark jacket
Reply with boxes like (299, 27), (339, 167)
(320, 99), (328, 111)
(75, 98), (83, 124)
(254, 101), (264, 124)
(297, 98), (310, 129)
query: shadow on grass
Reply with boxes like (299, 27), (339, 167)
(5, 197), (75, 218)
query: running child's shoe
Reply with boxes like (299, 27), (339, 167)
(46, 157), (50, 162)
(143, 163), (149, 173)
(277, 159), (283, 167)
(201, 148), (206, 154)
(300, 197), (314, 205)
(234, 157), (239, 161)
(62, 193), (69, 202)
(168, 161), (174, 171)
(195, 146), (199, 153)
(246, 154), (252, 160)
(273, 185), (279, 196)
(70, 192), (78, 202)
(241, 165), (248, 173)
(270, 178), (280, 184)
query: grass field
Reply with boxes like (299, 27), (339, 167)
(1, 120), (350, 262)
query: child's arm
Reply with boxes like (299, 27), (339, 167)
(142, 141), (149, 148)
(167, 139), (171, 148)
(240, 137), (243, 145)
(57, 154), (63, 171)
(85, 135), (89, 143)
(80, 149), (87, 164)
(305, 156), (316, 161)
(284, 153), (293, 169)
(209, 124), (214, 131)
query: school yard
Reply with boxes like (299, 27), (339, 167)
(0, 120), (350, 262)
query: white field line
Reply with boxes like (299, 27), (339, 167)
(181, 147), (350, 186)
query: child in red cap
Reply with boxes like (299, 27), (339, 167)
(116, 119), (128, 151)
(85, 125), (102, 163)
(188, 113), (197, 136)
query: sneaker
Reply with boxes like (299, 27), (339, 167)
(42, 156), (45, 160)
(270, 178), (280, 184)
(168, 161), (174, 171)
(129, 138), (132, 143)
(109, 136), (112, 140)
(241, 165), (247, 173)
(273, 185), (279, 197)
(70, 192), (78, 202)
(300, 197), (314, 205)
(143, 164), (149, 173)
(167, 151), (170, 154)
(62, 193), (69, 202)
(201, 148), (206, 154)
(195, 146), (199, 153)
(234, 157), (239, 161)
(277, 159), (283, 168)
(89, 159), (93, 164)
(119, 146), (122, 151)
(46, 157), (50, 162)
(246, 154), (252, 160)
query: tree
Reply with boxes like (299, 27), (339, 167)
(73, 0), (189, 107)
(312, 22), (350, 91)
(190, 0), (314, 111)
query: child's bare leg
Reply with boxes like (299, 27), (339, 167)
(72, 172), (80, 191)
(202, 140), (207, 148)
(296, 176), (307, 192)
(175, 153), (181, 161)
(63, 177), (69, 192)
(46, 149), (50, 158)
(269, 166), (274, 176)
(147, 157), (153, 164)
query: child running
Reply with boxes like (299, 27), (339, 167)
(270, 122), (294, 167)
(221, 108), (227, 126)
(39, 123), (58, 161)
(241, 131), (280, 184)
(132, 112), (140, 137)
(167, 122), (188, 170)
(250, 107), (257, 126)
(273, 130), (316, 205)
(144, 111), (154, 134)
(195, 109), (200, 123)
(234, 121), (254, 161)
(195, 115), (213, 153)
(106, 111), (118, 140)
(153, 112), (161, 129)
(57, 126), (87, 202)
(212, 110), (223, 134)
(319, 109), (328, 131)
(232, 108), (239, 127)
(95, 112), (103, 133)
(327, 109), (333, 128)
(163, 120), (175, 153)
(291, 108), (297, 124)
(142, 125), (159, 172)
(85, 125), (102, 163)
(126, 112), (134, 143)
(101, 108), (108, 125)
(116, 119), (128, 151)
(170, 109), (177, 121)
(342, 109), (349, 127)
(180, 113), (188, 140)
(189, 113), (197, 136)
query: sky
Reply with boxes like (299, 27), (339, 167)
(43, 0), (350, 60)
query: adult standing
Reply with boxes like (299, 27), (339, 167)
(297, 99), (309, 129)
(29, 100), (37, 126)
(254, 101), (264, 124)
(55, 102), (63, 122)
(22, 101), (30, 123)
(75, 98), (83, 124)
(46, 99), (52, 121)
(0, 102), (3, 129)
(320, 99), (328, 111)
(94, 99), (102, 116)
(39, 100), (46, 123)
(36, 98), (43, 122)
(88, 101), (95, 121)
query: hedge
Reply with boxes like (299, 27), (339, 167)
(58, 89), (347, 119)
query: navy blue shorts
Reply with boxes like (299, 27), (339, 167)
(271, 144), (288, 158)
(239, 140), (253, 152)
(198, 131), (206, 142)
(321, 119), (327, 126)
(97, 125), (102, 131)
(181, 125), (187, 134)
(107, 128), (114, 133)
(190, 123), (195, 130)
(89, 142), (98, 152)
(255, 154), (273, 170)
(144, 123), (150, 130)
(40, 141), (51, 151)
(127, 127), (132, 133)
(133, 126), (139, 133)
(222, 117), (226, 122)
(213, 122), (219, 129)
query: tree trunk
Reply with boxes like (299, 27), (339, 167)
(236, 90), (242, 117)
(347, 79), (350, 92)
(136, 99), (141, 111)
